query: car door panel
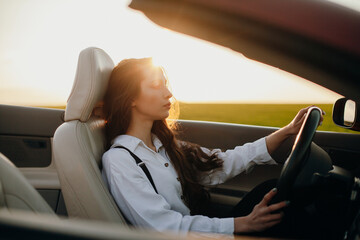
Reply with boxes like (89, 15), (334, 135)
(0, 135), (52, 167)
(0, 104), (66, 215)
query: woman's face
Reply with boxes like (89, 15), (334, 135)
(131, 67), (173, 121)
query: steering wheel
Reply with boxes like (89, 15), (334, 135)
(271, 107), (322, 204)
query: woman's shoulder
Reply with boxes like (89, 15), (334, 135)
(103, 145), (133, 159)
(102, 146), (138, 170)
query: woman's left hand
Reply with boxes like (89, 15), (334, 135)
(266, 105), (325, 155)
(285, 105), (325, 135)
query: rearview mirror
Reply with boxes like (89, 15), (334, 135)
(333, 98), (360, 131)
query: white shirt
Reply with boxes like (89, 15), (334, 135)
(102, 134), (276, 235)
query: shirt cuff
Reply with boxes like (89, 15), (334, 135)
(253, 137), (277, 165)
(218, 217), (234, 234)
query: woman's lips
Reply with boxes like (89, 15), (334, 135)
(164, 103), (171, 108)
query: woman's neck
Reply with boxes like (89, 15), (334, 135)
(126, 116), (155, 151)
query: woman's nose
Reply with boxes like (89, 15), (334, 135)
(164, 87), (173, 99)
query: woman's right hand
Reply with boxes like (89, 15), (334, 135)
(233, 188), (288, 233)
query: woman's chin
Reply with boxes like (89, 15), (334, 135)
(151, 113), (169, 121)
(160, 112), (170, 119)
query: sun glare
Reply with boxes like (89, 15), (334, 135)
(0, 0), (342, 107)
(151, 56), (163, 69)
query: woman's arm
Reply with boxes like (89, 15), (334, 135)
(199, 137), (276, 186)
(265, 106), (324, 155)
(198, 106), (324, 186)
(265, 126), (293, 156)
(102, 149), (235, 234)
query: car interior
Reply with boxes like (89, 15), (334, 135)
(1, 45), (360, 239)
(1, 0), (360, 239)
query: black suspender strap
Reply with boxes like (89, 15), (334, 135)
(114, 146), (158, 194)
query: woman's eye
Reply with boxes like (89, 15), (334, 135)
(151, 82), (160, 88)
(151, 79), (163, 88)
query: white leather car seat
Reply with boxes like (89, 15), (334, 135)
(53, 47), (128, 225)
(0, 152), (56, 216)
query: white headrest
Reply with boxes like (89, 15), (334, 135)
(65, 47), (114, 122)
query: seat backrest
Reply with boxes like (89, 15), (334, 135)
(53, 47), (128, 225)
(0, 152), (56, 216)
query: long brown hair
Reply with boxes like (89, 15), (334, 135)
(103, 58), (223, 215)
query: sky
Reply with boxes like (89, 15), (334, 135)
(0, 0), (349, 106)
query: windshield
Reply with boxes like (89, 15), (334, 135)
(1, 0), (352, 133)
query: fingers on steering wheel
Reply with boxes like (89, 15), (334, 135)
(265, 201), (288, 214)
(304, 105), (315, 111)
(264, 219), (282, 229)
(262, 212), (284, 222)
(303, 105), (325, 127)
(299, 110), (307, 123)
(260, 188), (277, 206)
(298, 107), (309, 118)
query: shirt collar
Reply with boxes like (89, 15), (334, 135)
(111, 134), (163, 153)
(152, 134), (163, 152)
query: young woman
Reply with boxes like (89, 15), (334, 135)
(101, 57), (322, 235)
